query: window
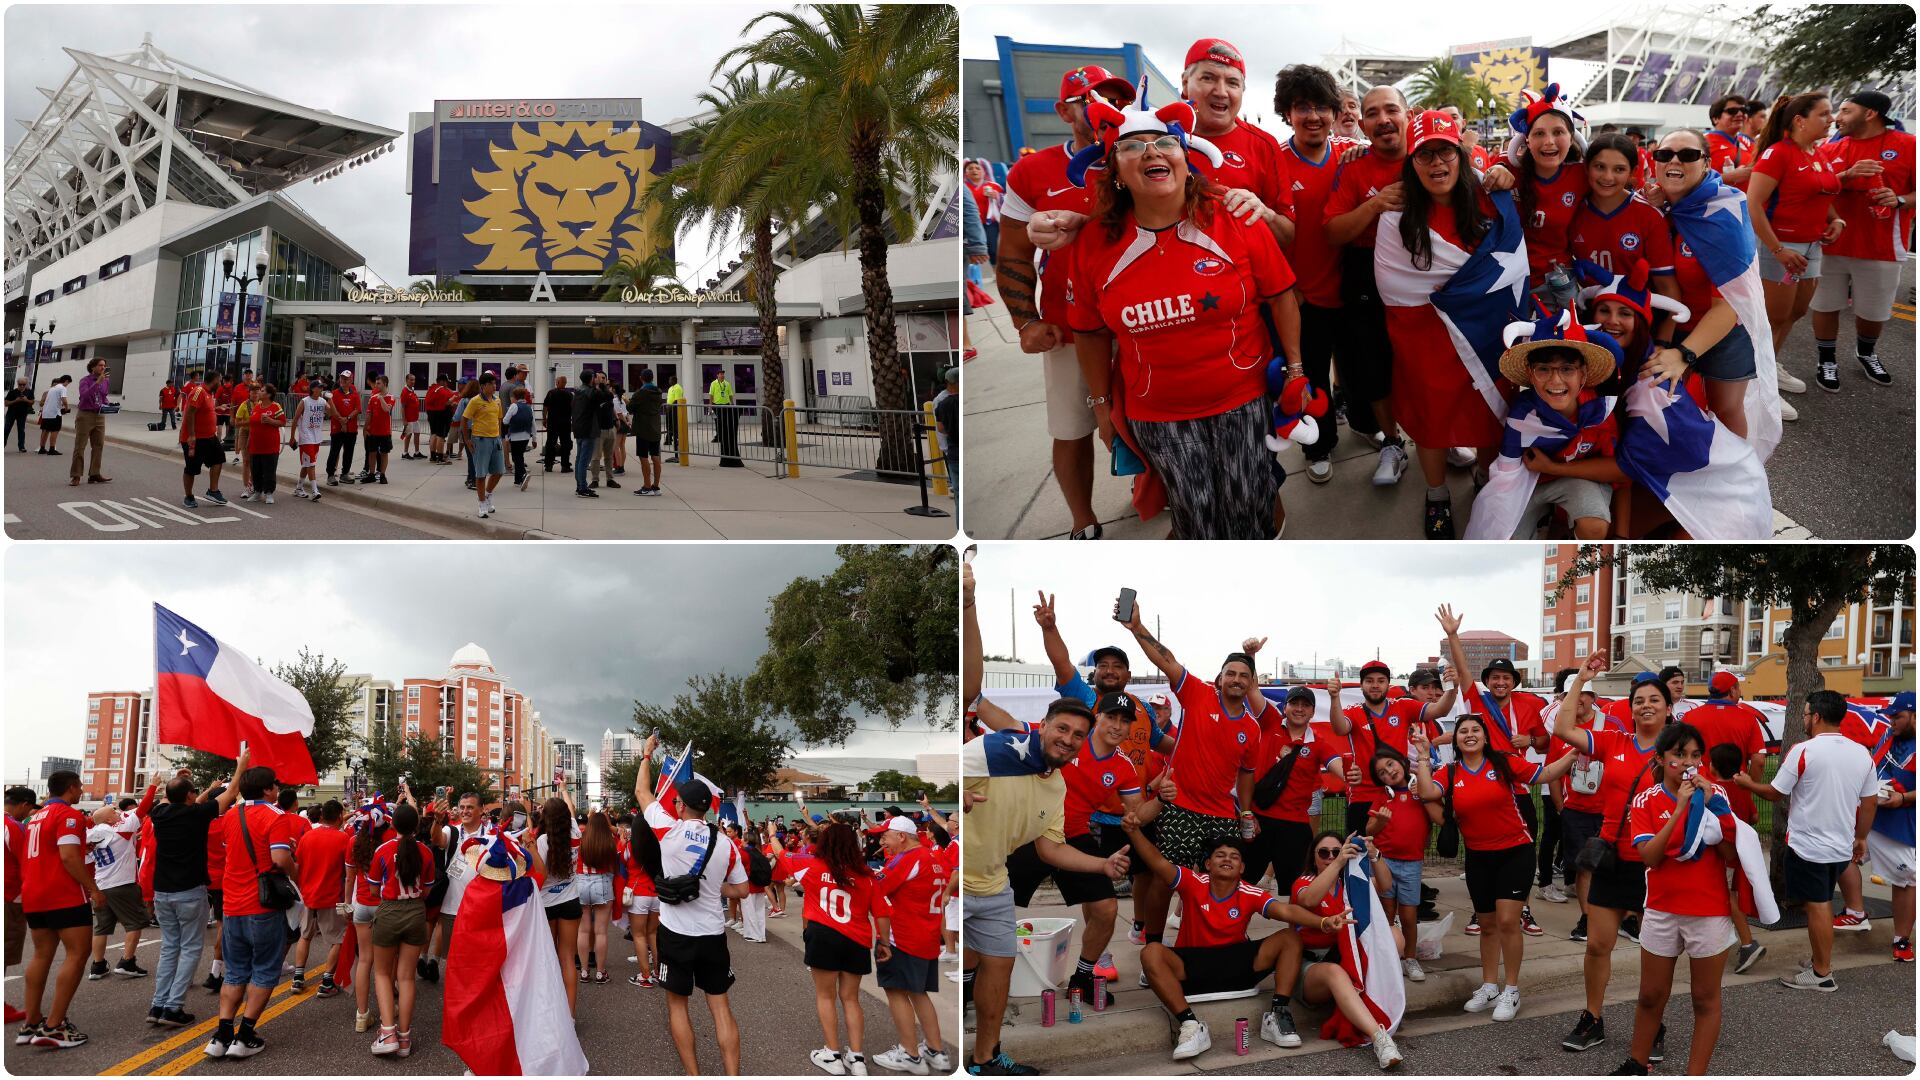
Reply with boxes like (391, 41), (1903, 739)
(1631, 606), (1645, 624)
(408, 686), (420, 699)
(1543, 616), (1557, 634)
(1545, 564), (1557, 584)
(90, 701), (100, 712)
(1874, 652), (1887, 675)
(99, 255), (131, 280)
(1575, 610), (1590, 630)
(1543, 593), (1554, 611)
(33, 289), (53, 305)
(1544, 640), (1557, 659)
(1633, 580), (1647, 596)
(1748, 600), (1764, 618)
(1577, 584), (1591, 605)
(1545, 545), (1559, 558)
(69, 345), (86, 362)
(466, 688), (478, 702)
(1663, 629), (1679, 651)
(1700, 661), (1714, 681)
(1575, 636), (1589, 656)
(1774, 624), (1789, 645)
(1664, 600), (1682, 620)
(62, 275), (87, 295)
(407, 703), (418, 715)
(1825, 616), (1846, 640)
(1747, 630), (1763, 654)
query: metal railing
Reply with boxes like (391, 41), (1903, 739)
(674, 403), (785, 477)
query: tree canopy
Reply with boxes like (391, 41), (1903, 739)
(358, 723), (498, 806)
(629, 672), (792, 798)
(1755, 5), (1914, 93)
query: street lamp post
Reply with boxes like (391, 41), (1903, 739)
(220, 240), (271, 383)
(21, 319), (54, 394)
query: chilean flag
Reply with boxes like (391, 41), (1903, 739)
(1615, 377), (1773, 540)
(153, 604), (317, 785)
(653, 741), (720, 802)
(1322, 837), (1404, 1045)
(444, 832), (589, 1076)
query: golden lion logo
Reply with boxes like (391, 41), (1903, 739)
(1468, 46), (1546, 109)
(463, 121), (662, 272)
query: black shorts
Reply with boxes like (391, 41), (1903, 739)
(39, 416), (62, 432)
(1008, 836), (1116, 907)
(1559, 808), (1603, 870)
(182, 437), (223, 475)
(1157, 803), (1242, 871)
(364, 434), (393, 454)
(803, 921), (873, 975)
(1344, 800), (1373, 838)
(1248, 817), (1313, 888)
(1171, 939), (1269, 997)
(25, 903), (91, 931)
(1090, 820), (1153, 879)
(427, 410), (452, 438)
(543, 897), (583, 922)
(876, 947), (939, 993)
(1783, 846), (1848, 904)
(1586, 857), (1647, 913)
(1464, 842), (1534, 913)
(635, 437), (661, 457)
(1333, 246), (1393, 404)
(658, 924), (735, 996)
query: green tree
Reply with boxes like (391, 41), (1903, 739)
(601, 755), (644, 813)
(1754, 5), (1915, 93)
(1406, 57), (1477, 111)
(596, 251), (682, 301)
(358, 724), (498, 806)
(866, 768), (932, 798)
(175, 650), (360, 790)
(629, 672), (792, 798)
(750, 544), (958, 746)
(1556, 544), (1913, 877)
(722, 4), (958, 473)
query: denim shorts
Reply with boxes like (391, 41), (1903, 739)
(469, 435), (505, 476)
(1757, 240), (1822, 284)
(576, 872), (614, 907)
(1384, 857), (1424, 906)
(352, 901), (379, 925)
(221, 911), (289, 988)
(1690, 322), (1758, 383)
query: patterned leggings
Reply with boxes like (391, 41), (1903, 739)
(1128, 395), (1277, 540)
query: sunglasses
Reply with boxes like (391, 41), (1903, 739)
(1114, 135), (1185, 159)
(1651, 147), (1707, 163)
(1723, 107), (1749, 116)
(1314, 847), (1342, 857)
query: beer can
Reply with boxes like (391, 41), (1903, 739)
(1067, 986), (1084, 1024)
(1040, 988), (1056, 1027)
(1235, 1017), (1250, 1055)
(1092, 975), (1107, 1011)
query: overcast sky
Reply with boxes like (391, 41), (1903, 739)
(1, 4), (792, 286)
(969, 543), (1546, 680)
(4, 544), (953, 783)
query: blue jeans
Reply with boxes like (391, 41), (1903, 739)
(575, 435), (596, 491)
(221, 910), (288, 988)
(151, 886), (209, 1010)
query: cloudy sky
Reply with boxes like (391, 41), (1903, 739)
(2, 4), (790, 285)
(4, 544), (954, 785)
(968, 543), (1546, 680)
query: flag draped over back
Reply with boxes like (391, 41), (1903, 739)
(1465, 390), (1616, 539)
(444, 832), (588, 1076)
(962, 727), (1053, 778)
(1614, 378), (1773, 539)
(1322, 843), (1403, 1046)
(152, 604), (317, 785)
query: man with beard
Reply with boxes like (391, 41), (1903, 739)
(1324, 85), (1413, 482)
(962, 562), (1131, 1076)
(1813, 90), (1914, 391)
(1339, 614), (1459, 834)
(1444, 622), (1549, 937)
(1338, 92), (1364, 141)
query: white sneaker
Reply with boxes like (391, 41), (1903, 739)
(1307, 458), (1332, 484)
(1372, 443), (1408, 486)
(810, 1047), (847, 1075)
(936, 948), (957, 963)
(1463, 982), (1500, 1013)
(1780, 967), (1838, 992)
(1260, 1008), (1301, 1048)
(872, 1046), (926, 1074)
(1539, 883), (1569, 904)
(1492, 986), (1521, 1022)
(1138, 970), (1152, 989)
(1778, 368), (1807, 394)
(845, 1051), (868, 1076)
(1372, 1029), (1404, 1069)
(1779, 397), (1799, 422)
(477, 504), (491, 518)
(1402, 956), (1426, 982)
(1446, 446), (1476, 468)
(1172, 1018), (1211, 1061)
(919, 1044), (952, 1073)
(263, 494), (274, 505)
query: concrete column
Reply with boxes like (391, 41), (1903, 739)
(534, 318), (551, 398)
(680, 319), (696, 366)
(784, 319), (808, 406)
(291, 317), (306, 379)
(390, 317), (406, 372)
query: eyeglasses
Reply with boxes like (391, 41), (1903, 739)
(1413, 144), (1459, 164)
(1528, 361), (1585, 377)
(1651, 147), (1707, 163)
(1314, 847), (1342, 857)
(1114, 135), (1186, 159)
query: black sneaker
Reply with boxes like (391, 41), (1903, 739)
(33, 1019), (87, 1048)
(1816, 357), (1841, 392)
(290, 974), (305, 992)
(205, 490), (227, 505)
(1621, 914), (1640, 944)
(1609, 1060), (1649, 1076)
(420, 958), (440, 984)
(116, 960), (148, 978)
(315, 978), (339, 998)
(1424, 497), (1455, 540)
(225, 1029), (266, 1058)
(1066, 973), (1112, 1010)
(1570, 914), (1588, 942)
(377, 473), (389, 484)
(204, 972), (222, 991)
(576, 488), (598, 498)
(183, 495), (200, 509)
(158, 1008), (195, 1028)
(1561, 1010), (1605, 1052)
(14, 1022), (42, 1046)
(1857, 352), (1893, 386)
(87, 960), (109, 981)
(1649, 1024), (1666, 1064)
(147, 1005), (165, 1025)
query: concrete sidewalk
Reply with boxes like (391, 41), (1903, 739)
(980, 870), (1897, 1073)
(961, 282), (1813, 541)
(94, 409), (956, 540)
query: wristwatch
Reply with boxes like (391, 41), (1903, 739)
(1673, 343), (1699, 369)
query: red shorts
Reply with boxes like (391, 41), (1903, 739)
(298, 444), (321, 468)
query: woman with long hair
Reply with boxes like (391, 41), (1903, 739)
(1412, 713), (1577, 1022)
(522, 795), (581, 1016)
(347, 805), (392, 1033)
(1551, 656), (1672, 1057)
(1746, 93), (1845, 390)
(624, 813), (663, 988)
(1484, 84), (1588, 308)
(575, 811), (619, 985)
(1064, 88), (1304, 540)
(1570, 134), (1682, 307)
(367, 802), (435, 1058)
(796, 821), (879, 1076)
(1289, 829), (1406, 1068)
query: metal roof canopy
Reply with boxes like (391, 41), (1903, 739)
(158, 190), (365, 273)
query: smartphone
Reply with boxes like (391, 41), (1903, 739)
(509, 811), (527, 832)
(1114, 588), (1137, 625)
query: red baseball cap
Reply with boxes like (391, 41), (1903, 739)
(1058, 65), (1135, 106)
(1407, 110), (1463, 152)
(1184, 38), (1246, 75)
(1709, 671), (1740, 696)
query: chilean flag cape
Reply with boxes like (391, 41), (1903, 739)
(1465, 389), (1615, 540)
(962, 726), (1054, 779)
(1320, 837), (1404, 1046)
(444, 832), (589, 1076)
(1672, 784), (1780, 924)
(153, 604), (317, 785)
(1614, 376), (1773, 539)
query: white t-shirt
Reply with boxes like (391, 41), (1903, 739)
(1772, 731), (1879, 864)
(86, 814), (142, 891)
(40, 384), (67, 419)
(438, 821), (492, 914)
(535, 827), (582, 908)
(644, 801), (747, 938)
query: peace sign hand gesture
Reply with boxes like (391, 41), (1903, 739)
(1033, 591), (1058, 631)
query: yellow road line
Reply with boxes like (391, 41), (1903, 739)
(1894, 302), (1914, 312)
(96, 966), (325, 1076)
(143, 983), (321, 1077)
(1897, 311), (1915, 323)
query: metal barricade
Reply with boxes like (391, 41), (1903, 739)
(674, 403), (784, 477)
(780, 403), (953, 516)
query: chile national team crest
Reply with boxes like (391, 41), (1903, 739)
(1235, 731), (1248, 744)
(1222, 150), (1247, 168)
(1620, 231), (1641, 251)
(1885, 149), (1901, 160)
(1227, 906), (1241, 919)
(1101, 771), (1116, 787)
(1193, 257), (1226, 276)
(1387, 715), (1401, 727)
(1561, 191), (1578, 207)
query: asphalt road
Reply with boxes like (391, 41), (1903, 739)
(5, 919), (939, 1076)
(1, 444), (447, 540)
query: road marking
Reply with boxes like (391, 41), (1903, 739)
(142, 977), (327, 1077)
(1897, 311), (1915, 324)
(54, 497), (270, 533)
(95, 966), (322, 1076)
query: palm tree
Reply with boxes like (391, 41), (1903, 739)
(721, 4), (958, 474)
(1406, 57), (1478, 112)
(597, 251), (681, 301)
(406, 277), (473, 352)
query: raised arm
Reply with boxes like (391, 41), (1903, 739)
(1325, 673), (1352, 735)
(963, 562), (984, 706)
(1442, 606), (1472, 697)
(1552, 652), (1607, 753)
(1293, 835), (1361, 907)
(214, 746), (251, 814)
(1119, 600), (1185, 685)
(1033, 592), (1077, 685)
(1119, 810), (1177, 887)
(634, 734), (659, 812)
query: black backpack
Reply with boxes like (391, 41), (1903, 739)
(746, 844), (774, 888)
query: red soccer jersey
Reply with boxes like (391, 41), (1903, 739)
(1569, 194), (1675, 277)
(364, 393), (395, 437)
(1465, 685), (1549, 756)
(1323, 150), (1407, 248)
(1289, 872), (1345, 949)
(248, 401), (284, 455)
(290, 377), (309, 396)
(874, 845), (949, 959)
(1279, 136), (1362, 306)
(1687, 701), (1767, 764)
(1345, 697), (1439, 804)
(1002, 142), (1102, 339)
(1369, 785), (1432, 861)
(294, 825), (352, 908)
(1668, 229), (1724, 334)
(792, 862), (877, 947)
(400, 387), (422, 422)
(1521, 164), (1590, 281)
(3, 814), (22, 904)
(1255, 719), (1340, 823)
(1059, 744), (1141, 838)
(1752, 140), (1842, 242)
(330, 387), (361, 433)
(1559, 707), (1628, 814)
(1209, 121), (1293, 223)
(1470, 144), (1495, 173)
(21, 799), (89, 913)
(206, 819), (227, 887)
(159, 386), (177, 410)
(1576, 728), (1663, 862)
(1066, 207), (1295, 423)
(180, 385), (216, 446)
(1445, 757), (1541, 852)
(1630, 783), (1735, 917)
(1172, 865), (1273, 948)
(425, 384), (453, 412)
(367, 837), (437, 901)
(1822, 130), (1918, 261)
(1161, 672), (1265, 820)
(1706, 130), (1751, 186)
(222, 802), (300, 918)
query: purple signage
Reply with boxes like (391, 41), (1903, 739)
(241, 294), (265, 343)
(1662, 56), (1706, 105)
(214, 292), (237, 342)
(1628, 52), (1672, 103)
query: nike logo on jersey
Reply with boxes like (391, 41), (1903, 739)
(1045, 185), (1078, 197)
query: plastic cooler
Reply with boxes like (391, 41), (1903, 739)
(1006, 917), (1077, 997)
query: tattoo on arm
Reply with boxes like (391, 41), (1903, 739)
(997, 258), (1039, 322)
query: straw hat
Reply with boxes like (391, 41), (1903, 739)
(1497, 308), (1623, 386)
